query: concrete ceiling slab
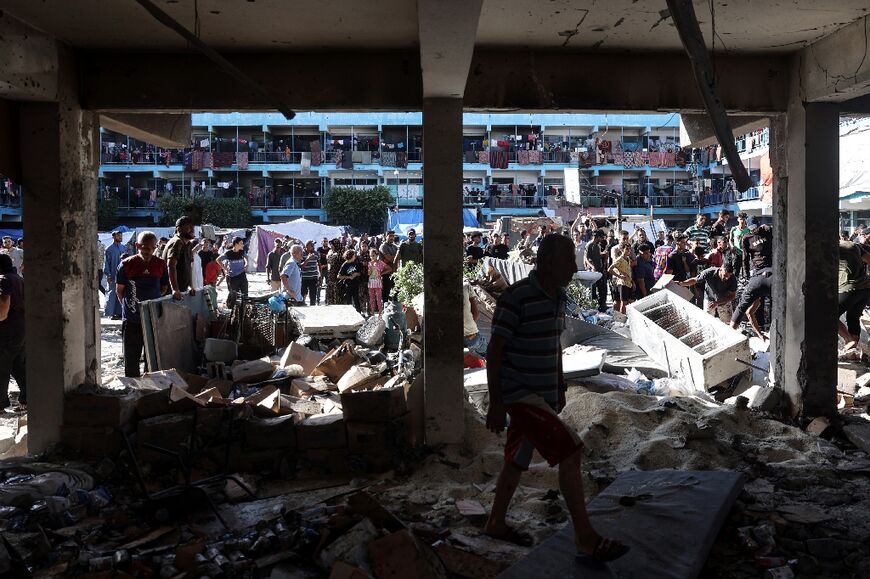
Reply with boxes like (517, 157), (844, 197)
(418, 0), (482, 98)
(0, 0), (868, 54)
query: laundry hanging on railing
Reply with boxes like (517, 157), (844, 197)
(489, 150), (509, 169)
(395, 152), (408, 168)
(380, 151), (397, 167)
(236, 152), (249, 170)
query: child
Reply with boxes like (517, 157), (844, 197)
(607, 243), (634, 314)
(367, 248), (391, 314)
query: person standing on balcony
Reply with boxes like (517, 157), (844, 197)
(710, 209), (731, 239)
(165, 216), (197, 300)
(104, 230), (125, 319)
(266, 238), (285, 291)
(219, 236), (249, 295)
(684, 214), (711, 251)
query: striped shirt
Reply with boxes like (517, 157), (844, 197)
(301, 252), (320, 279)
(491, 271), (566, 408)
(684, 225), (711, 250)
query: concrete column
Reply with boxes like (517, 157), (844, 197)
(422, 98), (465, 444)
(19, 63), (99, 452)
(779, 93), (839, 418)
(769, 114), (788, 400)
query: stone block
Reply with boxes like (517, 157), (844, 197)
(749, 386), (783, 412)
(296, 413), (346, 450)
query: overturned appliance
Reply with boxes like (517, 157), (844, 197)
(627, 290), (749, 391)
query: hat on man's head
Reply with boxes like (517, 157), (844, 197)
(110, 230), (121, 236)
(175, 216), (193, 228)
(0, 254), (13, 273)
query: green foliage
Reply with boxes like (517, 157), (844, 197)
(323, 186), (393, 233)
(390, 261), (424, 306)
(566, 281), (598, 311)
(156, 196), (251, 228)
(97, 198), (120, 230)
(463, 261), (482, 283)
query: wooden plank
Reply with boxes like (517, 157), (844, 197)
(498, 470), (743, 579)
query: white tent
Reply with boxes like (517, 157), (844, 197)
(249, 218), (345, 271)
(840, 118), (870, 210)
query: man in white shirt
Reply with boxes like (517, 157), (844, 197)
(0, 236), (23, 273)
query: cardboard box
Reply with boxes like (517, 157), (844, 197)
(341, 381), (409, 423)
(346, 417), (407, 454)
(300, 448), (349, 473)
(226, 445), (293, 474)
(64, 390), (140, 432)
(244, 415), (297, 450)
(288, 376), (336, 397)
(60, 425), (125, 458)
(280, 342), (325, 375)
(296, 413), (346, 450)
(136, 413), (194, 464)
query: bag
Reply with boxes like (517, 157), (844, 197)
(312, 341), (361, 383)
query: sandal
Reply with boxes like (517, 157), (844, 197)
(575, 537), (630, 564)
(485, 526), (534, 547)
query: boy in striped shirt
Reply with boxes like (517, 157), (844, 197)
(485, 234), (629, 563)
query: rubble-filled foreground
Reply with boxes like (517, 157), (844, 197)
(4, 367), (870, 578)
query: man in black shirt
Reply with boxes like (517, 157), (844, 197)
(730, 268), (772, 341)
(665, 235), (694, 282)
(741, 221), (773, 276)
(486, 233), (510, 260)
(466, 232), (485, 264)
(709, 209), (731, 239)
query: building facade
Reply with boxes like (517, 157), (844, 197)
(1, 113), (773, 227)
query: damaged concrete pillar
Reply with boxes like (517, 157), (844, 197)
(776, 64), (839, 418)
(422, 98), (465, 444)
(18, 50), (100, 453)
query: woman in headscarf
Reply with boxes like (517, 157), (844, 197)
(326, 238), (344, 305)
(356, 239), (371, 314)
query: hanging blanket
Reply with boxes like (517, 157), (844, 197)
(381, 151), (396, 167)
(236, 152), (249, 170)
(477, 150), (489, 164)
(396, 152), (408, 168)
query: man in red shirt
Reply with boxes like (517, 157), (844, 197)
(116, 231), (169, 377)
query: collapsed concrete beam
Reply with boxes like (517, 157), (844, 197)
(801, 14), (870, 103)
(100, 113), (191, 149)
(666, 0), (750, 191)
(679, 114), (769, 149)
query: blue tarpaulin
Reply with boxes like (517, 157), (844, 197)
(387, 208), (479, 237)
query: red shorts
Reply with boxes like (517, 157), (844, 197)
(504, 398), (583, 470)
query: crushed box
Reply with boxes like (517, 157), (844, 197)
(64, 390), (140, 432)
(296, 413), (346, 450)
(340, 380), (409, 423)
(244, 415), (297, 450)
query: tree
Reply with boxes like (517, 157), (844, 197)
(323, 186), (393, 233)
(97, 198), (120, 230)
(156, 196), (252, 228)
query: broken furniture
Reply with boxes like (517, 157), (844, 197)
(140, 286), (220, 373)
(227, 293), (296, 358)
(499, 470), (744, 579)
(627, 290), (750, 391)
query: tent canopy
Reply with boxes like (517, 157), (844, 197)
(388, 208), (479, 239)
(841, 118), (870, 201)
(249, 218), (345, 271)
